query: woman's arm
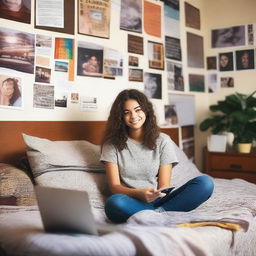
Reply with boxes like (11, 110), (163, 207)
(157, 164), (172, 190)
(104, 162), (164, 202)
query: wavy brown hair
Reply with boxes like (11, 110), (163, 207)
(2, 78), (21, 106)
(101, 89), (160, 151)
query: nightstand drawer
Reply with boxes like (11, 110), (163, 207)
(210, 155), (256, 172)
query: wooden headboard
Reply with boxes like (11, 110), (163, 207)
(0, 121), (179, 166)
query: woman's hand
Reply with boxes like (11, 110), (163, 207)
(138, 188), (166, 202)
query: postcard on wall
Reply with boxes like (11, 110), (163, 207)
(77, 41), (103, 77)
(168, 94), (196, 126)
(187, 32), (204, 68)
(144, 72), (162, 99)
(207, 56), (217, 70)
(0, 27), (35, 74)
(148, 41), (164, 70)
(79, 0), (111, 38)
(166, 61), (184, 91)
(129, 56), (139, 67)
(164, 104), (178, 126)
(33, 83), (54, 109)
(144, 1), (161, 38)
(80, 96), (98, 112)
(103, 48), (123, 78)
(235, 49), (255, 70)
(247, 24), (256, 45)
(36, 34), (52, 56)
(220, 77), (234, 88)
(189, 74), (205, 92)
(35, 66), (51, 84)
(128, 34), (144, 55)
(164, 0), (180, 38)
(36, 0), (64, 28)
(207, 72), (219, 93)
(165, 36), (182, 61)
(120, 0), (142, 33)
(185, 2), (200, 30)
(129, 68), (143, 82)
(55, 91), (68, 108)
(54, 61), (69, 82)
(0, 0), (31, 24)
(71, 92), (79, 104)
(218, 52), (234, 71)
(211, 25), (245, 48)
(0, 72), (23, 109)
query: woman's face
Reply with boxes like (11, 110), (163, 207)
(220, 55), (229, 67)
(2, 0), (22, 12)
(1, 80), (15, 97)
(122, 99), (146, 131)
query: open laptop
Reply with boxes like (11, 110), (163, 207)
(35, 186), (119, 235)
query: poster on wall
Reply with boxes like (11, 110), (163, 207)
(78, 0), (111, 38)
(185, 2), (200, 30)
(144, 72), (162, 99)
(103, 48), (123, 78)
(148, 41), (164, 70)
(247, 24), (256, 45)
(120, 0), (142, 33)
(0, 72), (23, 109)
(144, 0), (161, 38)
(235, 49), (255, 70)
(35, 66), (51, 83)
(55, 91), (68, 108)
(207, 72), (219, 93)
(128, 56), (139, 67)
(128, 68), (143, 82)
(80, 96), (98, 112)
(0, 0), (31, 24)
(77, 41), (103, 77)
(211, 25), (245, 48)
(189, 74), (205, 92)
(164, 104), (178, 126)
(36, 35), (52, 56)
(33, 83), (54, 109)
(164, 0), (180, 38)
(128, 34), (144, 55)
(165, 36), (182, 61)
(220, 77), (234, 88)
(207, 56), (217, 70)
(166, 61), (184, 91)
(187, 32), (204, 68)
(218, 52), (234, 71)
(0, 27), (35, 74)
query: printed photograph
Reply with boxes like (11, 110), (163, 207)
(33, 83), (54, 109)
(55, 61), (68, 72)
(120, 0), (142, 33)
(0, 27), (35, 74)
(128, 68), (143, 82)
(165, 36), (182, 61)
(207, 56), (217, 70)
(144, 72), (162, 99)
(166, 61), (184, 91)
(212, 25), (245, 48)
(221, 77), (234, 88)
(219, 52), (234, 71)
(185, 2), (200, 30)
(0, 74), (22, 108)
(148, 41), (164, 70)
(0, 0), (31, 24)
(164, 104), (178, 125)
(128, 56), (139, 67)
(189, 74), (205, 92)
(35, 66), (51, 83)
(55, 91), (68, 108)
(208, 73), (219, 93)
(128, 34), (144, 55)
(235, 49), (255, 70)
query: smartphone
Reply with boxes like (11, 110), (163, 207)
(158, 186), (175, 194)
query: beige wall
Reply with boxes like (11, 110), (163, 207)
(0, 0), (255, 170)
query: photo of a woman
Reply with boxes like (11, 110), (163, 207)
(0, 77), (22, 107)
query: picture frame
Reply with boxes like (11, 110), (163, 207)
(148, 41), (164, 70)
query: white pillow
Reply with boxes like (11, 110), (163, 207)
(22, 133), (105, 177)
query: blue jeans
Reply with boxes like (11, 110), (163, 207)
(104, 175), (214, 223)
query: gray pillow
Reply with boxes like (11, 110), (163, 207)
(22, 133), (105, 178)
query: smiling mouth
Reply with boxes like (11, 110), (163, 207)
(130, 118), (142, 124)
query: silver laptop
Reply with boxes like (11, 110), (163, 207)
(35, 186), (118, 235)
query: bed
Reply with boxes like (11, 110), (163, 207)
(0, 121), (256, 256)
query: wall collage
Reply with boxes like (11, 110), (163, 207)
(0, 0), (255, 130)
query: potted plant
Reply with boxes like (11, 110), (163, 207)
(200, 91), (256, 153)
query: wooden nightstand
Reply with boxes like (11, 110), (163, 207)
(203, 147), (256, 184)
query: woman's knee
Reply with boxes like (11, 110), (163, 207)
(196, 175), (214, 197)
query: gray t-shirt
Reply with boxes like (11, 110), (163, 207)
(100, 133), (178, 189)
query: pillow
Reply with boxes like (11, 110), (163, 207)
(171, 141), (202, 188)
(0, 163), (36, 206)
(22, 133), (105, 178)
(35, 171), (110, 209)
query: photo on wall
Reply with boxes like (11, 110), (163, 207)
(128, 34), (144, 55)
(33, 83), (54, 109)
(0, 0), (31, 24)
(165, 36), (182, 61)
(218, 52), (234, 71)
(185, 2), (200, 30)
(35, 66), (51, 83)
(221, 77), (234, 88)
(120, 0), (142, 33)
(189, 74), (205, 92)
(144, 72), (162, 99)
(129, 68), (143, 82)
(77, 42), (103, 77)
(164, 104), (178, 126)
(211, 25), (245, 48)
(235, 49), (255, 70)
(166, 61), (184, 91)
(207, 56), (217, 70)
(207, 72), (219, 93)
(148, 41), (164, 70)
(0, 27), (35, 74)
(0, 73), (23, 109)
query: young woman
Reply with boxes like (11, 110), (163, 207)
(100, 89), (214, 223)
